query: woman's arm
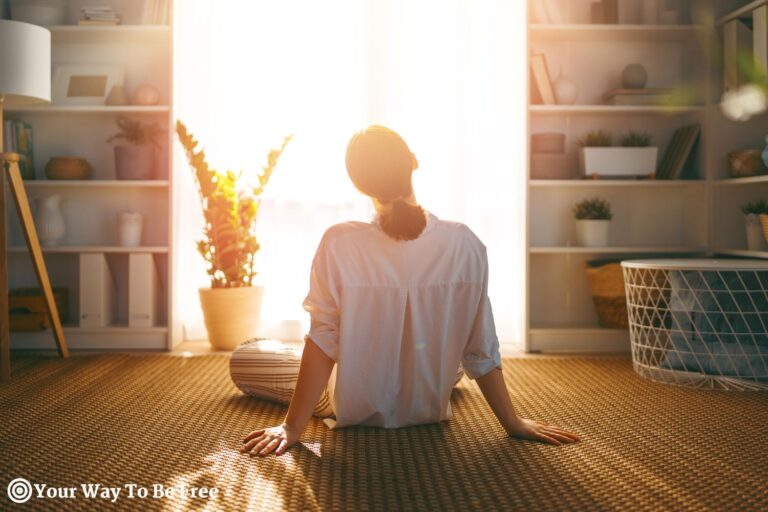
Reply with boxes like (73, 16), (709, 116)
(241, 338), (335, 457)
(476, 368), (580, 445)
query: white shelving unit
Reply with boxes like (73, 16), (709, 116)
(526, 0), (768, 352)
(3, 0), (177, 351)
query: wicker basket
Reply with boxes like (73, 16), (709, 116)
(761, 214), (768, 244)
(727, 150), (767, 178)
(585, 261), (628, 329)
(45, 157), (91, 180)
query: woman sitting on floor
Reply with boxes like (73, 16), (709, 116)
(232, 126), (580, 456)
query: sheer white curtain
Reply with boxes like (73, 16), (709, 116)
(174, 0), (527, 348)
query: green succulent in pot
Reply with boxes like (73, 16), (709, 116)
(573, 197), (613, 220)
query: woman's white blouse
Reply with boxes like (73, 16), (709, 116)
(303, 212), (501, 429)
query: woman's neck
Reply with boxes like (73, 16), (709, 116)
(372, 192), (418, 215)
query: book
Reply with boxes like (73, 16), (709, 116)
(603, 88), (674, 106)
(530, 53), (556, 105)
(723, 19), (753, 92)
(78, 19), (121, 25)
(754, 5), (768, 83)
(17, 122), (34, 180)
(79, 253), (115, 328)
(5, 121), (35, 180)
(2, 120), (14, 153)
(530, 71), (543, 104)
(128, 253), (158, 328)
(656, 124), (700, 180)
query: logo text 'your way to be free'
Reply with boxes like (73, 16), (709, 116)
(6, 478), (218, 504)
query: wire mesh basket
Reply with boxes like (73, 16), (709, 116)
(622, 259), (768, 390)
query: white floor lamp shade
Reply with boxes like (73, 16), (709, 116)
(0, 19), (51, 107)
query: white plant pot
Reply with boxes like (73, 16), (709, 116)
(579, 147), (658, 178)
(199, 286), (265, 350)
(576, 220), (611, 247)
(745, 216), (767, 251)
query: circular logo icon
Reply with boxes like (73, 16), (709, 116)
(7, 478), (33, 504)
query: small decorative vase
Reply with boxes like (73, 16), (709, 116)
(131, 84), (161, 106)
(641, 0), (659, 24)
(118, 212), (143, 247)
(622, 63), (648, 89)
(36, 195), (66, 246)
(105, 85), (129, 106)
(575, 219), (611, 247)
(553, 66), (578, 105)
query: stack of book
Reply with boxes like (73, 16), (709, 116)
(603, 88), (674, 106)
(2, 120), (35, 180)
(79, 6), (121, 26)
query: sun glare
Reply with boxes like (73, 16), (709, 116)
(175, 0), (526, 345)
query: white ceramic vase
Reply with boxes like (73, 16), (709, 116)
(576, 219), (611, 247)
(36, 194), (66, 246)
(745, 215), (766, 251)
(199, 286), (265, 350)
(553, 66), (578, 105)
(118, 211), (143, 246)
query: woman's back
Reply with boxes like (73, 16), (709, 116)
(304, 211), (501, 429)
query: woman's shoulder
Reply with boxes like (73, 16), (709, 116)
(429, 215), (487, 251)
(321, 220), (379, 243)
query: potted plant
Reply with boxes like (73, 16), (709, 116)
(107, 116), (165, 180)
(573, 197), (613, 247)
(578, 130), (658, 178)
(742, 199), (768, 250)
(176, 121), (291, 350)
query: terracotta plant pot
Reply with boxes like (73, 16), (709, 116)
(115, 145), (154, 180)
(199, 286), (264, 350)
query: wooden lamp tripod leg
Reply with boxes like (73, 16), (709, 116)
(1, 154), (69, 382)
(0, 157), (9, 381)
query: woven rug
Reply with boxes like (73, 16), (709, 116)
(1, 354), (766, 511)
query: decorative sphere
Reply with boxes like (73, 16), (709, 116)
(131, 85), (161, 106)
(622, 64), (648, 89)
(554, 77), (578, 105)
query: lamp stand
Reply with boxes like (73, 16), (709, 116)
(0, 95), (69, 382)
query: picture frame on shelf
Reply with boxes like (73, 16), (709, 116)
(52, 65), (125, 106)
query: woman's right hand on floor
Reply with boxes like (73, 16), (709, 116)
(241, 423), (300, 457)
(504, 417), (580, 446)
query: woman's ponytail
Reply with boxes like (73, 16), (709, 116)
(379, 199), (426, 241)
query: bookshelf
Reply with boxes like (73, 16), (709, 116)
(2, 0), (177, 351)
(526, 0), (768, 353)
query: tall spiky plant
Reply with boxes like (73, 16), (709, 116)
(176, 121), (291, 288)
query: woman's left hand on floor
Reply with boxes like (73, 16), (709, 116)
(241, 423), (300, 457)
